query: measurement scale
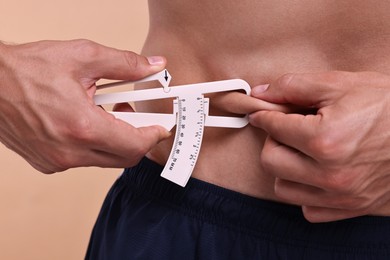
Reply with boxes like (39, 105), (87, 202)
(94, 70), (251, 187)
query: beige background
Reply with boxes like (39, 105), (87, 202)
(0, 1), (149, 259)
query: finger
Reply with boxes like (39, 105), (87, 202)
(274, 179), (324, 205)
(210, 91), (294, 115)
(273, 177), (370, 222)
(252, 72), (346, 107)
(250, 110), (320, 156)
(95, 51), (166, 80)
(53, 144), (140, 170)
(74, 146), (144, 169)
(90, 106), (171, 164)
(72, 40), (166, 81)
(302, 205), (366, 223)
(261, 137), (324, 187)
(85, 124), (171, 168)
(275, 179), (358, 210)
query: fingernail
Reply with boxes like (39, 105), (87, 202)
(147, 56), (165, 65)
(252, 84), (270, 96)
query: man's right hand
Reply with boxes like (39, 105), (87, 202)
(0, 39), (171, 174)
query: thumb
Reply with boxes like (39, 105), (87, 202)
(136, 125), (172, 150)
(251, 72), (340, 108)
(91, 105), (171, 164)
(78, 41), (166, 81)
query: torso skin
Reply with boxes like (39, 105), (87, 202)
(137, 0), (390, 203)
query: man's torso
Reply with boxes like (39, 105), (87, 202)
(137, 0), (390, 201)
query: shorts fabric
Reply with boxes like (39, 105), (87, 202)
(86, 157), (390, 259)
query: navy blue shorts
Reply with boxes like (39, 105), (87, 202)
(86, 157), (390, 259)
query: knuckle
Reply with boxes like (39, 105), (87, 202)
(72, 39), (100, 60)
(66, 116), (95, 143)
(308, 133), (336, 161)
(259, 151), (274, 173)
(308, 129), (351, 164)
(122, 51), (140, 71)
(277, 73), (295, 88)
(324, 172), (353, 192)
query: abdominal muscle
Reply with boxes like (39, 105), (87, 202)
(136, 0), (390, 201)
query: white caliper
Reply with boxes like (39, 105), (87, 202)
(94, 70), (251, 187)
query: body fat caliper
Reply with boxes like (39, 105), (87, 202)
(94, 70), (251, 187)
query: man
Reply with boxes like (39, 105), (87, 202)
(0, 39), (170, 173)
(86, 1), (390, 259)
(4, 1), (388, 259)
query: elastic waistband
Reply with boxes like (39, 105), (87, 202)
(122, 157), (390, 250)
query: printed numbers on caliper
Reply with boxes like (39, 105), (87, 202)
(161, 96), (205, 186)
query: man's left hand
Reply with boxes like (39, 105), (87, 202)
(250, 71), (390, 222)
